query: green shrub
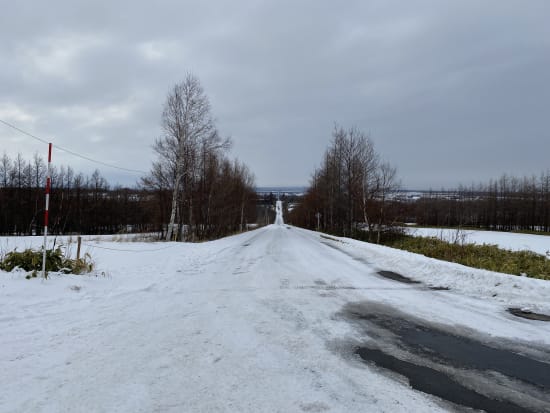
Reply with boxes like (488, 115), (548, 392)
(0, 246), (94, 277)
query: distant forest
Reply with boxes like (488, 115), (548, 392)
(407, 172), (550, 232)
(288, 125), (550, 237)
(0, 152), (258, 239)
(3, 150), (549, 239)
(291, 171), (550, 236)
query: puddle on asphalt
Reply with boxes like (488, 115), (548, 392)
(392, 319), (549, 390)
(377, 270), (420, 284)
(428, 286), (450, 291)
(355, 348), (533, 413)
(337, 301), (550, 412)
(345, 303), (550, 390)
(508, 308), (550, 322)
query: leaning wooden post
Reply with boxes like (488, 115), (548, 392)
(76, 236), (82, 261)
(41, 143), (52, 278)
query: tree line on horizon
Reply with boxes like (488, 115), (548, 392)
(0, 154), (150, 235)
(407, 172), (550, 232)
(288, 126), (550, 239)
(0, 151), (258, 239)
(3, 71), (548, 240)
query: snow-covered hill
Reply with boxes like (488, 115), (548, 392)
(2, 207), (550, 412)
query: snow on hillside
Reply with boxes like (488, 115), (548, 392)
(407, 227), (550, 257)
(1, 212), (550, 412)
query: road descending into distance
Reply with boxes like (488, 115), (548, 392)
(2, 201), (550, 412)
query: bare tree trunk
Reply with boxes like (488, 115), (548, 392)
(188, 196), (194, 242)
(166, 173), (181, 241)
(377, 202), (383, 244)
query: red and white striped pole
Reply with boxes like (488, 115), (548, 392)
(42, 143), (52, 278)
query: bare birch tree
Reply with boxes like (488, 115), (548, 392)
(155, 75), (211, 240)
(150, 74), (230, 241)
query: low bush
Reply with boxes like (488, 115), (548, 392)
(0, 246), (94, 278)
(383, 235), (550, 280)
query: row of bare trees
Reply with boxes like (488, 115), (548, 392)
(141, 74), (257, 240)
(412, 172), (550, 232)
(0, 149), (257, 239)
(0, 153), (152, 235)
(289, 125), (400, 242)
(1, 152), (47, 235)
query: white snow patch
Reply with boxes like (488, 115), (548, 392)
(407, 227), (550, 257)
(1, 225), (549, 412)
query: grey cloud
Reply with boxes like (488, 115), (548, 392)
(1, 0), (549, 188)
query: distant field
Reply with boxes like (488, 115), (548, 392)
(407, 227), (550, 257)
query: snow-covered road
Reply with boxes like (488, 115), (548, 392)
(2, 204), (550, 412)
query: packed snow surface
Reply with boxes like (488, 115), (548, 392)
(275, 200), (284, 225)
(2, 211), (550, 412)
(407, 227), (550, 257)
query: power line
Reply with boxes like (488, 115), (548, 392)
(55, 144), (148, 174)
(0, 118), (148, 175)
(0, 118), (50, 144)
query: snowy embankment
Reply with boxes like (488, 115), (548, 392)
(1, 208), (550, 412)
(406, 227), (550, 257)
(326, 233), (550, 315)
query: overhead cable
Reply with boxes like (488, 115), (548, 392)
(0, 118), (148, 175)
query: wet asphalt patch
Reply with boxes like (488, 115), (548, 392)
(355, 348), (532, 413)
(337, 301), (550, 412)
(377, 270), (420, 284)
(508, 308), (550, 322)
(364, 313), (550, 390)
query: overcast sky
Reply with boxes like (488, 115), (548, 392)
(1, 1), (549, 189)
